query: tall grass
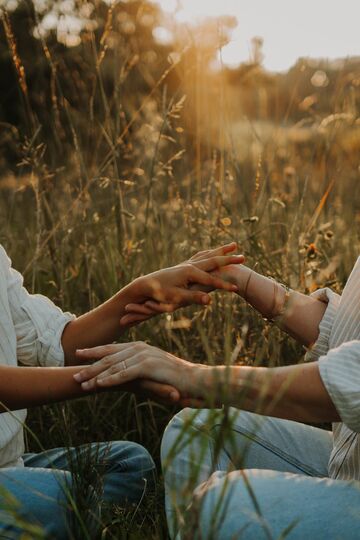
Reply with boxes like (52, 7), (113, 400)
(0, 1), (359, 537)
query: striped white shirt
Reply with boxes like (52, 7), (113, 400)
(305, 256), (360, 480)
(0, 245), (74, 467)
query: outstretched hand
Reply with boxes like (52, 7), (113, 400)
(121, 243), (244, 326)
(74, 343), (213, 408)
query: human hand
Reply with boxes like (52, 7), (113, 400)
(212, 264), (243, 288)
(74, 342), (202, 399)
(122, 243), (244, 326)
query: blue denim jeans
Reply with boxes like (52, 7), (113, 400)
(161, 408), (360, 539)
(0, 441), (155, 539)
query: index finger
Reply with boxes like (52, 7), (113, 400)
(194, 254), (244, 272)
(189, 267), (238, 292)
(189, 242), (237, 262)
(206, 242), (238, 256)
(76, 342), (144, 360)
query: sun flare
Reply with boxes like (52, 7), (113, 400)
(155, 0), (360, 72)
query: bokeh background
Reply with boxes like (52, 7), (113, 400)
(0, 1), (359, 537)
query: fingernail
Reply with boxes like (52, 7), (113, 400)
(202, 295), (210, 304)
(170, 392), (178, 401)
(73, 373), (82, 382)
(81, 381), (90, 390)
(231, 285), (238, 291)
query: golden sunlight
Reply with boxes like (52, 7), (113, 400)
(155, 0), (360, 72)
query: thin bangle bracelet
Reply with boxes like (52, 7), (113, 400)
(272, 285), (292, 325)
(243, 270), (253, 303)
(263, 278), (277, 321)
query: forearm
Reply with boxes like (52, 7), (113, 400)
(0, 365), (93, 412)
(227, 265), (327, 346)
(200, 362), (340, 424)
(62, 281), (143, 365)
(62, 247), (244, 365)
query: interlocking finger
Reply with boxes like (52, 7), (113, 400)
(120, 313), (155, 327)
(144, 300), (178, 313)
(188, 243), (237, 262)
(194, 254), (244, 272)
(198, 242), (237, 258)
(125, 303), (155, 315)
(170, 288), (210, 306)
(189, 267), (238, 292)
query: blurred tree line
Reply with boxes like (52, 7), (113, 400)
(1, 0), (359, 179)
(0, 0), (173, 175)
(224, 55), (360, 122)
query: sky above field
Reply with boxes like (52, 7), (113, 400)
(155, 0), (360, 72)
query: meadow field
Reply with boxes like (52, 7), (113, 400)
(0, 1), (360, 538)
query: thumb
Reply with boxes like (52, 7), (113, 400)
(137, 380), (180, 402)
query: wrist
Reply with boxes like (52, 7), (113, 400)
(195, 365), (228, 405)
(217, 265), (251, 296)
(187, 364), (211, 398)
(118, 277), (148, 305)
(232, 266), (253, 298)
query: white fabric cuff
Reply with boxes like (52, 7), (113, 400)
(318, 341), (360, 433)
(305, 288), (340, 362)
(19, 294), (76, 367)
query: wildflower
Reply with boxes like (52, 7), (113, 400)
(220, 217), (232, 227)
(306, 243), (317, 259)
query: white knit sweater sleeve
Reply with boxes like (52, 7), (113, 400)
(2, 247), (75, 367)
(304, 287), (341, 361)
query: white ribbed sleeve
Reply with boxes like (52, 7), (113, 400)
(315, 256), (360, 480)
(305, 287), (341, 361)
(319, 341), (360, 433)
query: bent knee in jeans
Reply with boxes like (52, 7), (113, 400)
(184, 469), (360, 540)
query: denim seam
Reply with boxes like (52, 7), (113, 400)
(209, 423), (326, 477)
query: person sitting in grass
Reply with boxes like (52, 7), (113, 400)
(0, 241), (243, 538)
(76, 252), (360, 539)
